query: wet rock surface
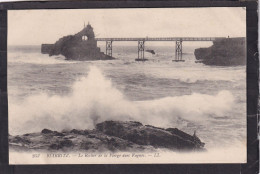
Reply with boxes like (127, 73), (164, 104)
(9, 121), (205, 152)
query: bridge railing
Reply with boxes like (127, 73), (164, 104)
(95, 37), (225, 41)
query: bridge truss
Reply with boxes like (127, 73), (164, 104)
(96, 37), (225, 61)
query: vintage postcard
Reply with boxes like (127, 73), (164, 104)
(8, 7), (246, 164)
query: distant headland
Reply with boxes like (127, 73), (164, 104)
(41, 23), (114, 61)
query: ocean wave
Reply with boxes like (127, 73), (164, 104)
(143, 66), (246, 83)
(9, 66), (235, 135)
(96, 59), (246, 83)
(8, 52), (75, 65)
(8, 51), (246, 84)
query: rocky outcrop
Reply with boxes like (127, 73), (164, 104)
(41, 23), (114, 61)
(96, 121), (205, 150)
(194, 37), (246, 66)
(9, 121), (205, 152)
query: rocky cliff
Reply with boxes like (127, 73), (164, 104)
(194, 37), (246, 66)
(41, 23), (114, 61)
(9, 121), (205, 152)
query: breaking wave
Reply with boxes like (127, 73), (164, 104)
(8, 52), (72, 65)
(142, 65), (246, 83)
(9, 66), (235, 135)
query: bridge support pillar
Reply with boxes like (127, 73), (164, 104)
(136, 40), (147, 61)
(173, 40), (184, 62)
(106, 41), (113, 57)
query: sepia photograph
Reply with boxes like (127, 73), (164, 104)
(7, 7), (246, 164)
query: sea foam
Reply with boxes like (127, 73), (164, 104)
(8, 52), (71, 65)
(9, 66), (235, 135)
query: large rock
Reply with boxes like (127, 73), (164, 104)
(9, 120), (205, 152)
(96, 121), (205, 151)
(194, 37), (246, 66)
(41, 23), (114, 61)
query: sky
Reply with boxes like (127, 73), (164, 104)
(8, 7), (246, 45)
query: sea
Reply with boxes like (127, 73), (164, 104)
(8, 44), (246, 154)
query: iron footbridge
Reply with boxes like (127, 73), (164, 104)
(95, 37), (225, 61)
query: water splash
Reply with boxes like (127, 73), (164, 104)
(9, 66), (235, 135)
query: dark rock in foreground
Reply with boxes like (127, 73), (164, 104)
(194, 37), (246, 66)
(9, 121), (205, 152)
(41, 23), (114, 61)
